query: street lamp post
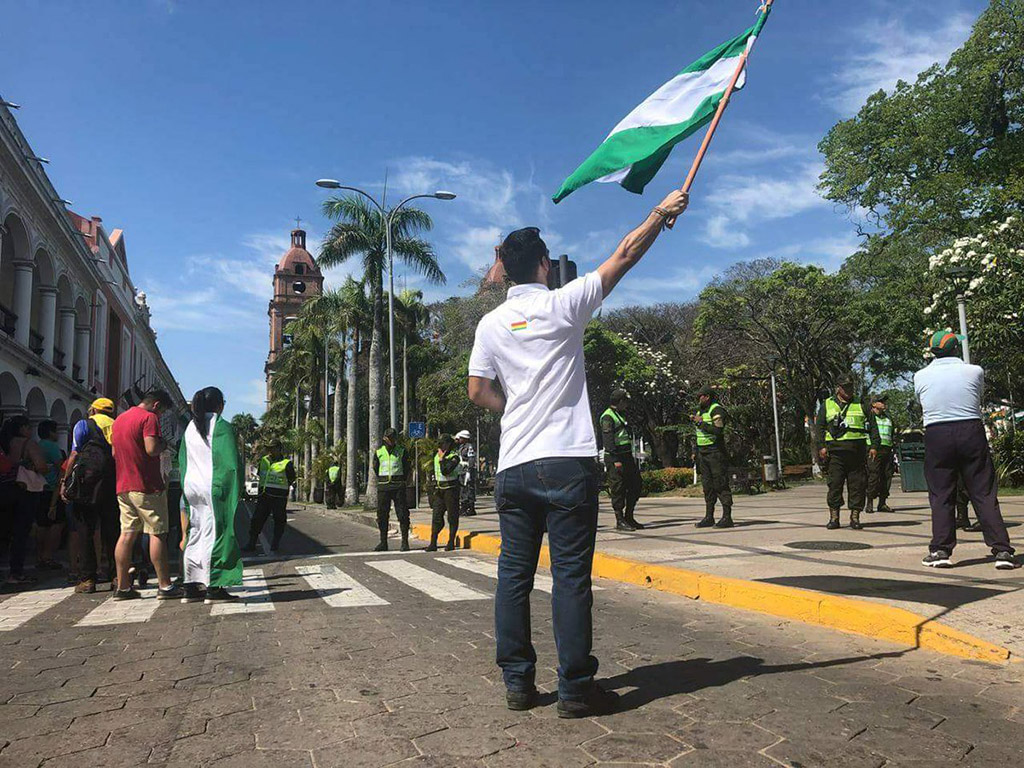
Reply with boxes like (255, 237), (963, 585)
(945, 265), (973, 364)
(767, 358), (784, 485)
(316, 180), (455, 430)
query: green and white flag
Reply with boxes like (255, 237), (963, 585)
(180, 414), (243, 589)
(553, 9), (771, 204)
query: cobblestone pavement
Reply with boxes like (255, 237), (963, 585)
(2, 510), (1023, 767)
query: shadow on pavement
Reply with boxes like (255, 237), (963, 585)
(607, 651), (907, 710)
(759, 574), (1006, 609)
(861, 520), (922, 527)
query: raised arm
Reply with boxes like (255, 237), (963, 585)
(597, 189), (689, 298)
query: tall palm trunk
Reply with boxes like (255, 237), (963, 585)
(304, 410), (313, 502)
(366, 274), (383, 509)
(344, 327), (360, 506)
(333, 333), (344, 447)
(402, 334), (409, 431)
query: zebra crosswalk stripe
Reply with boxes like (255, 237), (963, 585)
(0, 586), (74, 631)
(210, 568), (274, 615)
(295, 563), (390, 608)
(367, 559), (489, 602)
(77, 589), (162, 627)
(438, 556), (603, 593)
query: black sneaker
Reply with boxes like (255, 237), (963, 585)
(615, 519), (636, 531)
(374, 541), (388, 552)
(694, 516), (715, 528)
(877, 504), (894, 513)
(966, 522), (984, 533)
(506, 688), (538, 711)
(922, 550), (952, 568)
(425, 543), (438, 552)
(157, 584), (184, 600)
(627, 518), (646, 530)
(112, 588), (142, 601)
(557, 683), (620, 719)
(205, 587), (239, 604)
(444, 541), (456, 552)
(994, 552), (1018, 570)
(714, 516), (734, 529)
(181, 584), (205, 604)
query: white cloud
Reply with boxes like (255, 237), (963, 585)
(233, 377), (269, 414)
(699, 163), (826, 249)
(146, 285), (263, 333)
(451, 225), (503, 271)
(603, 265), (722, 308)
(827, 11), (974, 114)
(763, 234), (863, 270)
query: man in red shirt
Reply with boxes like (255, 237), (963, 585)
(110, 389), (182, 600)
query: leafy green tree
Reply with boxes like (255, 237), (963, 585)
(318, 196), (444, 507)
(819, 0), (1024, 246)
(230, 412), (259, 470)
(695, 260), (856, 462)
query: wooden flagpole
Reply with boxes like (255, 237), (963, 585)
(669, 0), (775, 226)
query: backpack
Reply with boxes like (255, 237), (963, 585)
(63, 420), (113, 504)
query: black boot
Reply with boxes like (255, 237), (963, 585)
(877, 502), (894, 513)
(615, 512), (636, 531)
(956, 513), (971, 531)
(826, 509), (841, 530)
(374, 524), (389, 552)
(714, 509), (734, 529)
(865, 501), (875, 514)
(695, 513), (715, 528)
(425, 528), (440, 552)
(625, 509), (645, 530)
(850, 510), (863, 530)
(445, 523), (459, 551)
(400, 526), (410, 552)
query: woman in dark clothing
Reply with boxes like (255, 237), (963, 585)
(1, 416), (52, 585)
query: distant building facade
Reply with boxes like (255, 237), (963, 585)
(0, 101), (187, 447)
(265, 227), (322, 401)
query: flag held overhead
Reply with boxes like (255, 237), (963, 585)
(553, 2), (774, 204)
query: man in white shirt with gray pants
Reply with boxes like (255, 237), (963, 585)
(914, 331), (1016, 569)
(468, 188), (689, 718)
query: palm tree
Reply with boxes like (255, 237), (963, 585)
(396, 288), (429, 429)
(318, 196), (445, 508)
(298, 278), (370, 505)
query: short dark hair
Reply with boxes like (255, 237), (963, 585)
(499, 227), (549, 284)
(383, 427), (398, 441)
(142, 389), (172, 406)
(439, 434), (454, 452)
(37, 419), (57, 440)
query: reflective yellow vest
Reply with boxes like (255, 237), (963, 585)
(327, 465), (340, 483)
(601, 408), (632, 451)
(259, 456), (292, 490)
(434, 451), (459, 489)
(696, 404), (723, 447)
(875, 415), (893, 448)
(824, 398), (868, 443)
(376, 445), (405, 482)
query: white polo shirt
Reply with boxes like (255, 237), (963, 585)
(913, 357), (985, 427)
(469, 271), (604, 473)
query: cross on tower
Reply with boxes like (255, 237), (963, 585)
(294, 216), (302, 230)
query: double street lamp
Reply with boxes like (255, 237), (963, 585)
(315, 179), (456, 430)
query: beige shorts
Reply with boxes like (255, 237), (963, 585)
(118, 491), (168, 535)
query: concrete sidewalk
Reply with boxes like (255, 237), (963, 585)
(314, 483), (1024, 659)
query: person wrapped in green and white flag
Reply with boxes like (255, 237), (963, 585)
(180, 387), (243, 604)
(553, 3), (772, 203)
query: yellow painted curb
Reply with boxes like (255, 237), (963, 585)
(412, 523), (1011, 665)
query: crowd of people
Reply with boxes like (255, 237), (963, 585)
(0, 386), (247, 602)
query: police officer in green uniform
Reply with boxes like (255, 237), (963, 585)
(244, 445), (296, 554)
(427, 435), (461, 552)
(816, 375), (880, 530)
(692, 386), (734, 528)
(600, 389), (644, 531)
(325, 461), (342, 509)
(866, 395), (896, 514)
(372, 428), (411, 552)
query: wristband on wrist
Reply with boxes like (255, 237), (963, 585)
(653, 206), (670, 219)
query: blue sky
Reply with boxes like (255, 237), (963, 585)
(2, 0), (987, 416)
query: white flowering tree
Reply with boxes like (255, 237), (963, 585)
(925, 215), (1024, 403)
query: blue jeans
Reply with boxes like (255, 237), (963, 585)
(495, 457), (600, 701)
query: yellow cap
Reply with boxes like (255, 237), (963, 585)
(90, 397), (115, 413)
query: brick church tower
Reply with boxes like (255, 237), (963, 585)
(265, 225), (323, 401)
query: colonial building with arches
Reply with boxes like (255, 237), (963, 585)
(0, 101), (186, 448)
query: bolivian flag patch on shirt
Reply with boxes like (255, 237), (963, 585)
(510, 320), (528, 332)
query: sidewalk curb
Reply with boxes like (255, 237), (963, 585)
(410, 523), (1012, 665)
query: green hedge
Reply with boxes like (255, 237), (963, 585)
(640, 467), (694, 495)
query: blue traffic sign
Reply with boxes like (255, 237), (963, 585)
(408, 421), (427, 439)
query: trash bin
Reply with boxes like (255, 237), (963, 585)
(898, 430), (928, 492)
(763, 455), (779, 483)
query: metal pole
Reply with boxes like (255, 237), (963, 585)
(324, 333), (330, 447)
(387, 212), (397, 430)
(770, 369), (784, 482)
(956, 295), (971, 365)
(414, 440), (419, 509)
